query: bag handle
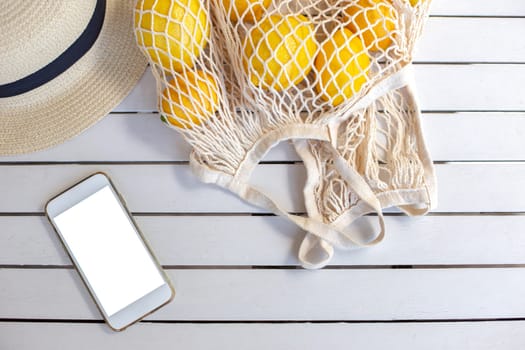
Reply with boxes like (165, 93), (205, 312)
(295, 139), (387, 268)
(190, 151), (386, 269)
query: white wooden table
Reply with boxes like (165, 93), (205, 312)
(2, 1), (525, 348)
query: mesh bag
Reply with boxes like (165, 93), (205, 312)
(295, 83), (437, 268)
(134, 0), (433, 268)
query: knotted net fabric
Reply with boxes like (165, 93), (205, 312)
(134, 0), (434, 268)
(295, 81), (437, 268)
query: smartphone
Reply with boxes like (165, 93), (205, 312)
(45, 172), (175, 331)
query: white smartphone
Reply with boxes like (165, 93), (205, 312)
(45, 172), (175, 331)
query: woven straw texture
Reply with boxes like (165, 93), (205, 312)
(0, 0), (148, 155)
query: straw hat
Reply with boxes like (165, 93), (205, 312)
(0, 0), (147, 155)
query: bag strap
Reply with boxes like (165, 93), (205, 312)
(190, 150), (386, 269)
(295, 139), (387, 268)
(404, 80), (438, 211)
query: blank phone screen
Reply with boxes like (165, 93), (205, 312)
(54, 185), (165, 317)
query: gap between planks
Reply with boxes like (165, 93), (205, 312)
(2, 160), (525, 165)
(2, 212), (525, 216)
(3, 265), (525, 270)
(3, 317), (525, 324)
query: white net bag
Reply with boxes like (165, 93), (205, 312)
(134, 0), (433, 267)
(295, 83), (437, 268)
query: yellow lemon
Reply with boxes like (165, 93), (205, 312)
(344, 0), (398, 52)
(135, 0), (210, 72)
(389, 0), (422, 7)
(243, 14), (318, 91)
(220, 0), (271, 23)
(403, 0), (423, 7)
(314, 28), (370, 106)
(160, 70), (219, 129)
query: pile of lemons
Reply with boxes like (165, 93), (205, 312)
(134, 0), (420, 128)
(135, 0), (218, 129)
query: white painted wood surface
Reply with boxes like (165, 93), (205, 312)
(4, 112), (525, 162)
(3, 268), (525, 320)
(1, 1), (525, 348)
(430, 0), (525, 16)
(3, 322), (525, 350)
(1, 163), (525, 213)
(2, 215), (525, 266)
(416, 18), (525, 62)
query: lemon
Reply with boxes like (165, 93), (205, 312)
(221, 0), (271, 23)
(160, 70), (219, 129)
(389, 0), (422, 7)
(243, 14), (318, 91)
(344, 0), (397, 52)
(135, 0), (210, 72)
(314, 28), (370, 106)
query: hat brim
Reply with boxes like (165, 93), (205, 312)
(0, 0), (148, 155)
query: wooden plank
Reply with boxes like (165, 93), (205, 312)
(433, 163), (525, 213)
(423, 113), (525, 161)
(0, 164), (303, 213)
(430, 0), (525, 17)
(415, 18), (525, 62)
(0, 114), (297, 162)
(1, 321), (524, 350)
(415, 64), (525, 111)
(115, 69), (157, 113)
(0, 163), (524, 213)
(0, 114), (190, 163)
(2, 268), (525, 320)
(1, 112), (524, 162)
(2, 215), (525, 266)
(114, 65), (525, 112)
